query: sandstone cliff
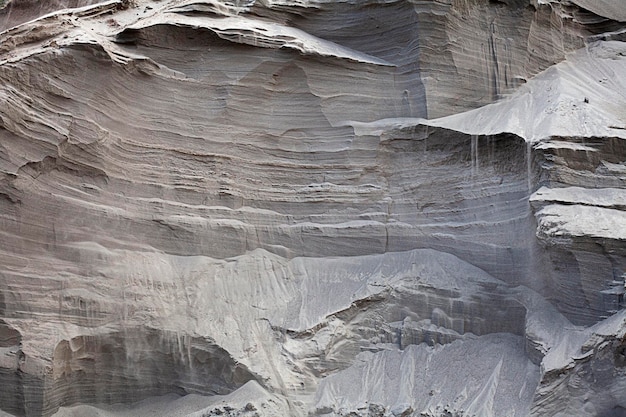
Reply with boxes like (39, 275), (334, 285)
(0, 0), (625, 416)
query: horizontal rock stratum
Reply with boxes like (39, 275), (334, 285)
(0, 0), (625, 416)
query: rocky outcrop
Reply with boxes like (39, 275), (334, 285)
(0, 0), (625, 416)
(0, 0), (105, 32)
(530, 310), (626, 417)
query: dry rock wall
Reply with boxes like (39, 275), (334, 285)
(0, 0), (625, 416)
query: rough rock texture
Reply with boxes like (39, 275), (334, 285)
(0, 0), (625, 416)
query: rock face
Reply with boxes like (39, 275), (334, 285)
(0, 0), (625, 416)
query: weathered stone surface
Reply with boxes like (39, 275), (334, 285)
(530, 310), (626, 417)
(0, 0), (625, 416)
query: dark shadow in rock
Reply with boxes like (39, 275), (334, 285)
(2, 328), (259, 417)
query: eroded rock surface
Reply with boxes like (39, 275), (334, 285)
(0, 0), (625, 416)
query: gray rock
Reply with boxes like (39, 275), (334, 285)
(0, 0), (624, 416)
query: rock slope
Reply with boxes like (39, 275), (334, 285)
(0, 0), (625, 416)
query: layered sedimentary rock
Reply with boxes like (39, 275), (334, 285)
(0, 0), (625, 416)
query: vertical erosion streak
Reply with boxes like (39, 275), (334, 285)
(527, 140), (533, 194)
(489, 21), (500, 101)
